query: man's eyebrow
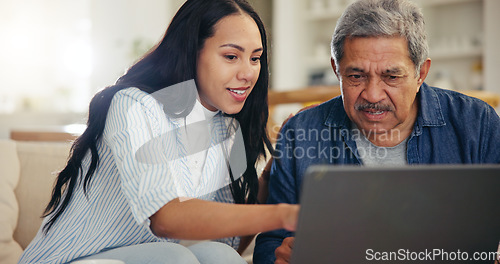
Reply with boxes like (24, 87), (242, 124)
(220, 44), (263, 53)
(344, 67), (405, 75)
(345, 67), (365, 73)
(384, 68), (405, 75)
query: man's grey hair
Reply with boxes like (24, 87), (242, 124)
(331, 0), (429, 76)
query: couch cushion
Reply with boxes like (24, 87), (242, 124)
(13, 141), (72, 249)
(0, 140), (23, 264)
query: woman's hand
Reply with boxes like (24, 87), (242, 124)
(278, 204), (300, 232)
(236, 203), (299, 255)
(150, 198), (299, 240)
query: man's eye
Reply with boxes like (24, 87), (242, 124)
(349, 75), (362, 79)
(385, 75), (403, 82)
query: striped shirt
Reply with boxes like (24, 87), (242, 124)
(19, 88), (242, 264)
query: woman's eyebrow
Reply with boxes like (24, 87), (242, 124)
(220, 43), (263, 53)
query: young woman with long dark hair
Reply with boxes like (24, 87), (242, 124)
(19, 0), (298, 263)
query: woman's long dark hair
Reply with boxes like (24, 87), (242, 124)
(43, 0), (273, 233)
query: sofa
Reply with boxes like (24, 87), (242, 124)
(0, 139), (255, 264)
(0, 140), (72, 264)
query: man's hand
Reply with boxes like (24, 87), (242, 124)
(275, 237), (295, 264)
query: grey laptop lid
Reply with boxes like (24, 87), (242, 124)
(291, 165), (500, 264)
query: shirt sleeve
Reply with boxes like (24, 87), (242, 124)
(103, 88), (179, 225)
(480, 104), (500, 163)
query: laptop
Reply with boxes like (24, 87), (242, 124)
(291, 165), (500, 264)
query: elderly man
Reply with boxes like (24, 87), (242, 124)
(253, 0), (500, 263)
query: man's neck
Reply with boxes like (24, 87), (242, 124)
(362, 128), (411, 147)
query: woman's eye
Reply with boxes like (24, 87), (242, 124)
(251, 57), (261, 62)
(225, 55), (237, 60)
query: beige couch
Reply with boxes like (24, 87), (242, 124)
(0, 139), (72, 264)
(0, 139), (255, 264)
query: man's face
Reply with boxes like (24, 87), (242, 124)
(333, 36), (430, 145)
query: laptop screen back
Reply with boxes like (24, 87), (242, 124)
(291, 165), (500, 264)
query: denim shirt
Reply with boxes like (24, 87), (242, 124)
(253, 83), (500, 264)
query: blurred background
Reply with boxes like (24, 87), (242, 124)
(1, 0), (499, 139)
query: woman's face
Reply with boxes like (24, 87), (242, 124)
(196, 14), (262, 114)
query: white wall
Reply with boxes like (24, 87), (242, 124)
(0, 0), (92, 113)
(90, 0), (172, 94)
(483, 0), (500, 94)
(0, 0), (180, 139)
(272, 0), (309, 91)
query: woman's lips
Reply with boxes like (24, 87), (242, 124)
(227, 87), (249, 102)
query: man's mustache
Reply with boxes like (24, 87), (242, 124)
(355, 102), (394, 112)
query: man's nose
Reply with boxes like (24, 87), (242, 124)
(361, 78), (386, 103)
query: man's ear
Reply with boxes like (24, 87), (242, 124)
(417, 58), (431, 86)
(331, 58), (339, 79)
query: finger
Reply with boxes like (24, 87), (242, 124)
(275, 247), (292, 263)
(275, 241), (293, 263)
(289, 237), (295, 249)
(284, 237), (295, 249)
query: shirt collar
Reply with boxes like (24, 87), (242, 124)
(416, 82), (445, 127)
(324, 96), (350, 129)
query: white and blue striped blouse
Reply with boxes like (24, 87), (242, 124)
(19, 87), (243, 264)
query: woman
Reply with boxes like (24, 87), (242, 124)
(19, 0), (298, 263)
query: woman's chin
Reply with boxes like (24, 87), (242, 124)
(221, 104), (245, 115)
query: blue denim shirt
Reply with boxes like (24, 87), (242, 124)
(253, 83), (500, 264)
